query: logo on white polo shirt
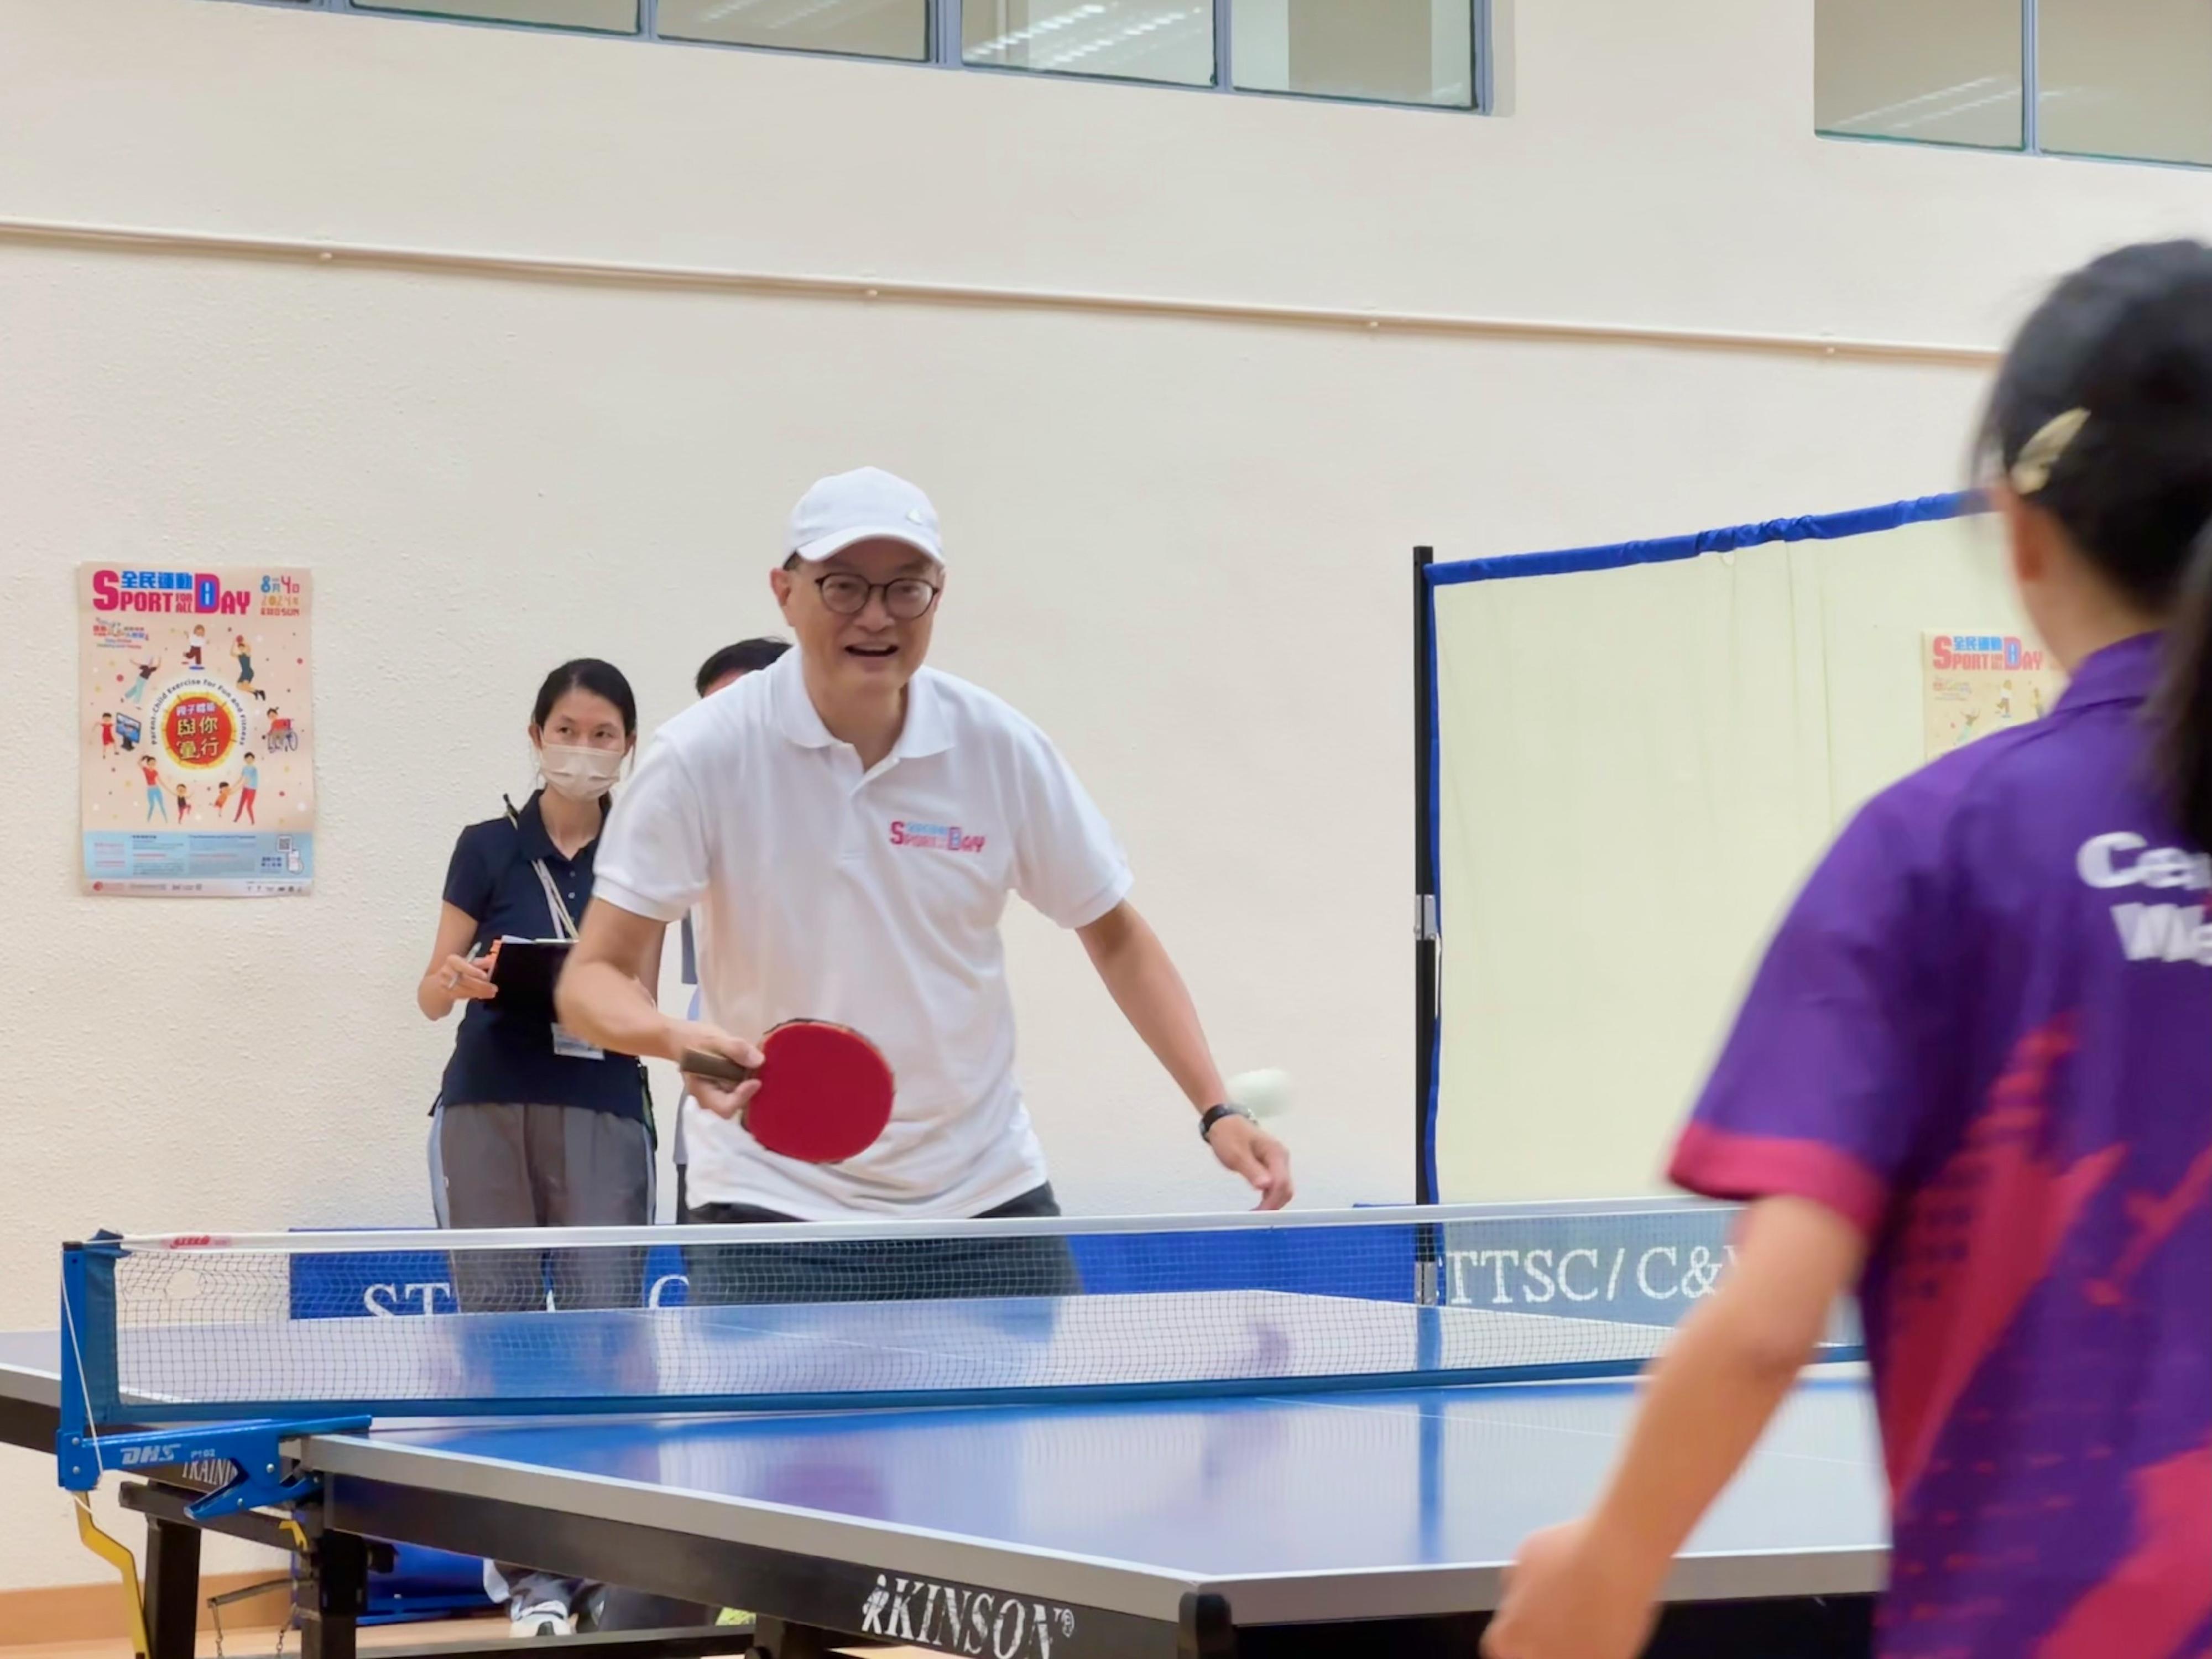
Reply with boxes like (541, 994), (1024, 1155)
(890, 820), (987, 854)
(2078, 831), (2212, 967)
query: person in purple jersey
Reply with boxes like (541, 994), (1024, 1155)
(1485, 241), (2212, 1659)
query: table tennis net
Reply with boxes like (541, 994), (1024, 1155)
(68, 1205), (1861, 1423)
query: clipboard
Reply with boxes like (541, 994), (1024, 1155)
(484, 937), (572, 1024)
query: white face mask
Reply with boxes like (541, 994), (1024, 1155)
(538, 743), (625, 801)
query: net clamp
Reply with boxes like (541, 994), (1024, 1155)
(58, 1417), (371, 1520)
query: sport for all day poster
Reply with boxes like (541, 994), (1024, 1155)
(1922, 630), (2068, 761)
(79, 564), (315, 896)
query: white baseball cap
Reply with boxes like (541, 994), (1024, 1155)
(786, 467), (944, 565)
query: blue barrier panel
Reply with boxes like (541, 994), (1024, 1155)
(1066, 1224), (1416, 1301)
(289, 1244), (692, 1319)
(288, 1232), (1408, 1312)
(284, 1214), (1859, 1343)
(1438, 1208), (1863, 1345)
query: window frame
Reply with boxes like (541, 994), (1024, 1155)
(215, 0), (1490, 114)
(1817, 0), (2212, 171)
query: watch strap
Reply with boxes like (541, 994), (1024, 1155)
(1198, 1103), (1253, 1141)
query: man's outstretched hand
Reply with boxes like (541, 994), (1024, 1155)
(1207, 1115), (1294, 1211)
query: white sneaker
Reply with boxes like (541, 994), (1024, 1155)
(510, 1601), (576, 1638)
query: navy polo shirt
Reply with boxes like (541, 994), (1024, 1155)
(436, 791), (646, 1121)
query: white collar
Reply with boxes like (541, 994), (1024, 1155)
(768, 652), (953, 761)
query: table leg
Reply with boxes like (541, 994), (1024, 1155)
(296, 1530), (367, 1659)
(144, 1516), (202, 1659)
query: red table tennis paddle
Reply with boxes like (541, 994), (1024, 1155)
(679, 1020), (895, 1165)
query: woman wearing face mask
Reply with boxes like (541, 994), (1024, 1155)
(416, 658), (658, 1639)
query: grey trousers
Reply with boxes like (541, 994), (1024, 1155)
(429, 1100), (654, 1309)
(429, 1101), (653, 1619)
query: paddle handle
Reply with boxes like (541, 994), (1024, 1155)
(679, 1048), (757, 1084)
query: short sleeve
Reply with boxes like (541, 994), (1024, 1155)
(592, 734), (713, 924)
(1668, 797), (1955, 1237)
(441, 826), (496, 922)
(1011, 728), (1133, 930)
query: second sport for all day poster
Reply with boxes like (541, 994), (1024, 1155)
(77, 563), (316, 897)
(1921, 630), (2068, 761)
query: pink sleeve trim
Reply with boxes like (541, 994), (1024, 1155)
(1668, 1123), (1890, 1237)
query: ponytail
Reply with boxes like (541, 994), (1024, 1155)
(1978, 240), (2212, 850)
(2153, 521), (2212, 850)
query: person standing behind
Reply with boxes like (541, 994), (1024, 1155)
(415, 657), (660, 1640)
(671, 638), (791, 1222)
(234, 754), (258, 823)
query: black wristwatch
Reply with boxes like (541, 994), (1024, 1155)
(1198, 1103), (1254, 1141)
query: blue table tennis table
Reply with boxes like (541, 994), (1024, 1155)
(4, 1212), (1885, 1659)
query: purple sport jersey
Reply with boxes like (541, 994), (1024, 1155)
(1671, 634), (2211, 1659)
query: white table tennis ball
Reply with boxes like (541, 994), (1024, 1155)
(1227, 1068), (1292, 1119)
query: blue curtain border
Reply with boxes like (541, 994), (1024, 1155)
(1426, 491), (1984, 590)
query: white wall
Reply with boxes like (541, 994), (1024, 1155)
(3, 0), (2209, 1594)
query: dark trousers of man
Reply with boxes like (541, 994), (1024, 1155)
(593, 1183), (1077, 1632)
(679, 1181), (1078, 1304)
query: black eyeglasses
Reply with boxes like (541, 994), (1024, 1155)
(814, 573), (941, 621)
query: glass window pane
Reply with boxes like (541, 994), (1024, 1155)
(1232, 1), (1473, 108)
(2039, 0), (2212, 166)
(353, 0), (638, 32)
(659, 0), (927, 60)
(1815, 0), (2022, 150)
(963, 2), (1214, 87)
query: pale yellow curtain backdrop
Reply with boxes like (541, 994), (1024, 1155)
(1433, 506), (2025, 1199)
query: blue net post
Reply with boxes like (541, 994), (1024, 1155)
(58, 1237), (122, 1489)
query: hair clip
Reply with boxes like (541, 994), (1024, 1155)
(2010, 407), (2090, 495)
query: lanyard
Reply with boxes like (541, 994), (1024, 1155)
(532, 858), (580, 941)
(503, 795), (582, 941)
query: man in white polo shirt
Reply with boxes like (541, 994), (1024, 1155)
(556, 466), (1291, 1298)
